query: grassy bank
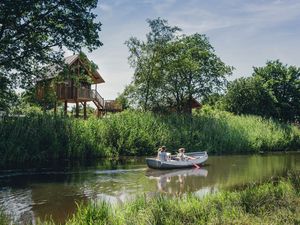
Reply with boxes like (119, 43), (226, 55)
(67, 172), (300, 225)
(29, 171), (300, 224)
(0, 109), (300, 167)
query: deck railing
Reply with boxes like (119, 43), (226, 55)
(56, 84), (105, 109)
(91, 89), (104, 109)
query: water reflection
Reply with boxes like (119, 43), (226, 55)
(0, 153), (299, 224)
(146, 168), (208, 194)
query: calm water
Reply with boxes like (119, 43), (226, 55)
(0, 153), (299, 224)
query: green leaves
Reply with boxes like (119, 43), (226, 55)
(124, 18), (232, 113)
(0, 0), (102, 89)
(223, 60), (300, 122)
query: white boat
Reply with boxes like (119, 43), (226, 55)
(146, 151), (208, 169)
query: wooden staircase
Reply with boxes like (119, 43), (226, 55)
(91, 89), (105, 116)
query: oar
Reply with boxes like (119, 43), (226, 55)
(193, 163), (200, 169)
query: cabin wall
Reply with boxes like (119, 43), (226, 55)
(56, 80), (93, 101)
(36, 81), (55, 100)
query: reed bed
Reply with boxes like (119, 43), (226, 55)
(0, 109), (299, 167)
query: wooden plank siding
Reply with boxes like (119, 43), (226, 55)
(35, 55), (108, 117)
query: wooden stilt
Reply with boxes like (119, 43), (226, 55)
(64, 101), (67, 116)
(75, 101), (79, 118)
(83, 102), (87, 119)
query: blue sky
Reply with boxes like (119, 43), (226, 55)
(75, 0), (300, 100)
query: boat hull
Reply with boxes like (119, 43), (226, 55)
(146, 151), (208, 169)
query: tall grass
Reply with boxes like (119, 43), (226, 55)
(38, 170), (300, 225)
(0, 208), (10, 225)
(0, 109), (299, 167)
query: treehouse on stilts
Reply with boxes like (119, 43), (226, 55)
(36, 53), (105, 118)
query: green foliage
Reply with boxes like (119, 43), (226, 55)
(0, 76), (18, 111)
(222, 76), (276, 117)
(222, 60), (300, 122)
(115, 92), (130, 110)
(0, 0), (102, 90)
(8, 91), (44, 115)
(65, 202), (117, 225)
(254, 60), (300, 122)
(124, 18), (232, 113)
(10, 102), (43, 116)
(162, 34), (232, 113)
(0, 110), (299, 167)
(35, 171), (300, 225)
(201, 93), (224, 108)
(125, 18), (181, 111)
(59, 52), (98, 87)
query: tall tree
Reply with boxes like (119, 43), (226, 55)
(222, 60), (300, 122)
(124, 18), (232, 113)
(125, 18), (181, 111)
(222, 76), (276, 117)
(253, 60), (300, 122)
(163, 34), (232, 113)
(0, 0), (102, 91)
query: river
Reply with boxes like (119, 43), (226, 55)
(0, 152), (299, 224)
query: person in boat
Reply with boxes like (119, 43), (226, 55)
(177, 148), (196, 161)
(157, 147), (162, 159)
(157, 146), (169, 161)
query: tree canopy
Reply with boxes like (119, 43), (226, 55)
(0, 0), (102, 95)
(222, 60), (300, 122)
(124, 18), (233, 113)
(223, 76), (276, 117)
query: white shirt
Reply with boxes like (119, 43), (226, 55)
(158, 151), (168, 161)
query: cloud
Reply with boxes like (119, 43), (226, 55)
(241, 1), (300, 26)
(89, 0), (300, 99)
(164, 0), (300, 34)
(98, 3), (112, 12)
(140, 0), (177, 13)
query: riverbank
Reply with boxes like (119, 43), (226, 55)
(0, 109), (300, 167)
(66, 171), (300, 225)
(2, 170), (299, 225)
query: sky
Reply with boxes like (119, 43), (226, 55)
(74, 0), (300, 100)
